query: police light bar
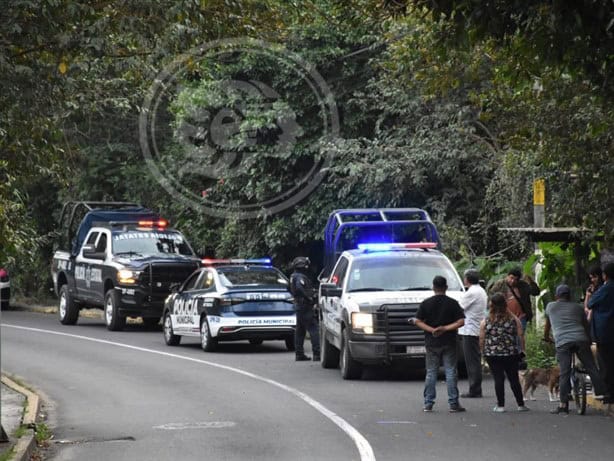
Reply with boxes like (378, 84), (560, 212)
(137, 219), (169, 228)
(201, 258), (272, 266)
(357, 242), (437, 252)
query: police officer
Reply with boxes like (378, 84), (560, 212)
(290, 256), (320, 362)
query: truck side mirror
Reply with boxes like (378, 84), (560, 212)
(320, 283), (342, 298)
(82, 244), (105, 260)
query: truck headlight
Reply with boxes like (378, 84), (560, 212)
(117, 269), (139, 284)
(351, 312), (373, 334)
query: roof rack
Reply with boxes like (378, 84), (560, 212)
(321, 208), (441, 279)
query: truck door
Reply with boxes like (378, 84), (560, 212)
(89, 232), (109, 305)
(322, 256), (349, 343)
(75, 231), (99, 301)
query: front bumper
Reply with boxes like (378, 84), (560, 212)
(348, 337), (426, 364)
(209, 314), (296, 341)
(116, 286), (167, 318)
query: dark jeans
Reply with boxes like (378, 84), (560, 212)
(557, 341), (606, 404)
(461, 335), (482, 396)
(424, 343), (459, 406)
(596, 342), (614, 398)
(295, 308), (320, 356)
(485, 355), (524, 407)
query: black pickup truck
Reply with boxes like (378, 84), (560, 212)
(51, 202), (201, 330)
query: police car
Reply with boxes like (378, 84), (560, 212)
(162, 259), (296, 352)
(319, 242), (465, 379)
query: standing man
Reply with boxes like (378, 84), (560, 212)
(587, 262), (614, 403)
(544, 284), (607, 414)
(459, 269), (488, 398)
(489, 268), (540, 333)
(290, 256), (321, 362)
(415, 276), (466, 412)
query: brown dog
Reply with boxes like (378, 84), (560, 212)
(521, 366), (561, 401)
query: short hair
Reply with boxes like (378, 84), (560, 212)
(587, 264), (602, 278)
(433, 276), (448, 290)
(508, 267), (522, 278)
(604, 262), (614, 279)
(490, 292), (507, 309)
(464, 269), (480, 285)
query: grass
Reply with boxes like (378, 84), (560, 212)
(0, 447), (15, 461)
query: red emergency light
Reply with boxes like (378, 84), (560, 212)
(138, 219), (169, 228)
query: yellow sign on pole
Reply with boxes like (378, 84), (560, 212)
(533, 179), (545, 206)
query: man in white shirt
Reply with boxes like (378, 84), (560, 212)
(459, 269), (488, 398)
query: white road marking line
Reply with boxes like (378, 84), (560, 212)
(153, 421), (236, 430)
(2, 324), (376, 461)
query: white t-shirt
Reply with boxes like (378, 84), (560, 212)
(458, 284), (488, 336)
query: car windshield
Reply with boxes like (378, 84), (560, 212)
(217, 267), (288, 288)
(112, 230), (194, 256)
(347, 254), (463, 292)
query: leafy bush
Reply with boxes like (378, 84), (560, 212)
(524, 324), (556, 369)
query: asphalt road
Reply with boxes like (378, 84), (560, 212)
(1, 310), (613, 461)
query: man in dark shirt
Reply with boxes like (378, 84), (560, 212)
(415, 276), (466, 412)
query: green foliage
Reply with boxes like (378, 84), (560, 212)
(525, 324), (556, 370)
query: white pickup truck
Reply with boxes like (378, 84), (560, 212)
(317, 209), (464, 380)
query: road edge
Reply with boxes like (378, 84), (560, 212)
(1, 375), (40, 461)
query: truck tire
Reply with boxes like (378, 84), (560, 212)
(104, 289), (126, 331)
(285, 336), (295, 351)
(320, 323), (340, 369)
(340, 328), (362, 380)
(163, 311), (181, 346)
(200, 316), (217, 352)
(58, 285), (79, 325)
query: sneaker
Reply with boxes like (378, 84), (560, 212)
(460, 392), (482, 398)
(449, 404), (466, 413)
(423, 403), (434, 412)
(517, 405), (530, 412)
(550, 406), (569, 415)
(295, 354), (311, 361)
(493, 406), (505, 413)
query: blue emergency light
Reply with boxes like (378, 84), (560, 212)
(357, 242), (437, 252)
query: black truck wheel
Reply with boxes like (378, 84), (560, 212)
(104, 289), (126, 331)
(163, 311), (181, 346)
(58, 285), (79, 325)
(340, 328), (362, 380)
(320, 323), (340, 369)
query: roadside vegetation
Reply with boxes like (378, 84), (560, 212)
(1, 1), (612, 301)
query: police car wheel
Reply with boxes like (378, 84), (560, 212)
(285, 336), (295, 351)
(104, 289), (126, 331)
(340, 328), (362, 380)
(200, 317), (217, 352)
(163, 312), (181, 346)
(249, 339), (264, 346)
(320, 323), (340, 369)
(58, 285), (79, 325)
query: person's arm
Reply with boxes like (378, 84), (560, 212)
(432, 318), (465, 337)
(524, 275), (540, 296)
(414, 318), (436, 335)
(543, 316), (553, 343)
(587, 285), (606, 309)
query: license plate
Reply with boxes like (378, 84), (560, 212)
(407, 346), (426, 355)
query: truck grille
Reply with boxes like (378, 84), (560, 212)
(374, 303), (425, 346)
(142, 263), (198, 293)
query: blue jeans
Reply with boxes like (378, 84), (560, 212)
(424, 343), (459, 406)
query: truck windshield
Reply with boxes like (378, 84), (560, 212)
(347, 255), (463, 292)
(112, 231), (194, 256)
(217, 267), (288, 288)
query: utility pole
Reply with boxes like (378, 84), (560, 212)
(533, 178), (545, 328)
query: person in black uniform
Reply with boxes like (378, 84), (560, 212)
(290, 256), (321, 362)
